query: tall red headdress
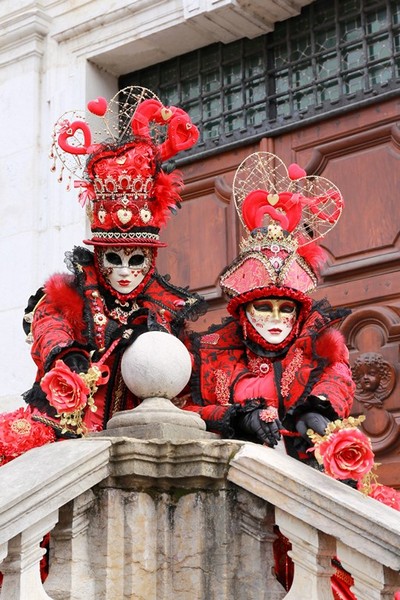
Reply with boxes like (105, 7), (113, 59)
(50, 87), (199, 247)
(220, 152), (344, 315)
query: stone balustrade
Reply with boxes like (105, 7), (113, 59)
(0, 436), (399, 599)
(228, 444), (400, 600)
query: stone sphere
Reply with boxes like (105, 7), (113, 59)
(121, 331), (192, 400)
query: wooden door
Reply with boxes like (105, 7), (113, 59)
(158, 96), (400, 487)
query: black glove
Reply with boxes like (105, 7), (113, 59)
(296, 412), (330, 440)
(63, 352), (90, 374)
(238, 408), (282, 447)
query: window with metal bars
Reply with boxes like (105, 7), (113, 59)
(119, 0), (400, 161)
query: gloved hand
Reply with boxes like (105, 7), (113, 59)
(296, 411), (330, 440)
(63, 352), (90, 374)
(238, 408), (282, 447)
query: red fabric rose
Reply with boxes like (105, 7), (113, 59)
(317, 428), (375, 481)
(41, 359), (90, 414)
(368, 483), (400, 511)
(0, 407), (56, 466)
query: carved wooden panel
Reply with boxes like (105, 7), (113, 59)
(342, 306), (400, 487)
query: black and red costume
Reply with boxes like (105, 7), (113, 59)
(185, 298), (354, 460)
(23, 245), (205, 436)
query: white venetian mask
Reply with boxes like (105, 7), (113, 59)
(100, 247), (152, 294)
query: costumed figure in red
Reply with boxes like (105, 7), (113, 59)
(184, 151), (355, 462)
(0, 87), (205, 463)
(183, 151), (357, 598)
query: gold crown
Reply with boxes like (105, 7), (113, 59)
(92, 173), (154, 202)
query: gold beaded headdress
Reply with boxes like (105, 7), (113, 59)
(220, 152), (344, 311)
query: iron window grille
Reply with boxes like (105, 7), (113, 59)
(119, 0), (400, 162)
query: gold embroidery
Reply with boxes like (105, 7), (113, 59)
(281, 348), (303, 398)
(214, 369), (230, 405)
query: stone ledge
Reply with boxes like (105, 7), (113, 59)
(97, 437), (244, 490)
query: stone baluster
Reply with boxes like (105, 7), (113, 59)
(275, 508), (335, 600)
(0, 511), (58, 600)
(236, 489), (285, 600)
(44, 490), (96, 600)
(337, 542), (400, 600)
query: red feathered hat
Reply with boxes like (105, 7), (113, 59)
(50, 87), (199, 247)
(220, 152), (344, 315)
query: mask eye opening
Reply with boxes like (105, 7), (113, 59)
(104, 252), (122, 266)
(128, 254), (146, 268)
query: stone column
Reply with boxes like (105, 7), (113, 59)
(275, 508), (335, 600)
(87, 438), (245, 600)
(337, 542), (400, 600)
(44, 491), (96, 600)
(0, 511), (58, 600)
(236, 489), (285, 600)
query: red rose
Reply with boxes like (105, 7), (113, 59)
(0, 407), (56, 465)
(317, 428), (375, 481)
(41, 360), (90, 414)
(368, 484), (400, 511)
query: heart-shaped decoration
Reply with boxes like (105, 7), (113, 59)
(267, 193), (279, 206)
(97, 209), (107, 223)
(117, 209), (132, 224)
(288, 163), (307, 180)
(140, 208), (152, 223)
(58, 120), (91, 155)
(161, 107), (173, 121)
(87, 97), (108, 116)
(159, 114), (199, 161)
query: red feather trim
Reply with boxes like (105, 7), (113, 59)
(44, 273), (84, 327)
(315, 328), (348, 363)
(297, 243), (327, 277)
(153, 169), (184, 225)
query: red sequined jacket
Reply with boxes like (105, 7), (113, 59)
(184, 300), (355, 458)
(23, 246), (206, 435)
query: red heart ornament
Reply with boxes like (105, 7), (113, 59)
(58, 121), (92, 155)
(288, 163), (307, 180)
(87, 97), (108, 116)
(159, 110), (199, 160)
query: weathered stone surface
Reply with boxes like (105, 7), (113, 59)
(104, 397), (210, 440)
(101, 438), (243, 489)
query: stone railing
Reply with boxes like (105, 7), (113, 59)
(228, 444), (400, 600)
(0, 436), (399, 600)
(0, 439), (111, 600)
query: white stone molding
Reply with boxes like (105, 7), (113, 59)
(275, 509), (335, 599)
(0, 439), (111, 546)
(0, 511), (58, 600)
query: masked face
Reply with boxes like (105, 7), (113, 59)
(246, 298), (298, 345)
(99, 247), (153, 294)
